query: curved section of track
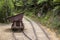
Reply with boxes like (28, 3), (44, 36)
(25, 17), (50, 40)
(11, 17), (50, 40)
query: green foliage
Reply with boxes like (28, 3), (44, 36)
(0, 0), (14, 23)
(53, 6), (60, 16)
(27, 0), (33, 5)
(37, 0), (47, 4)
(51, 16), (60, 29)
(16, 0), (23, 6)
(53, 0), (60, 2)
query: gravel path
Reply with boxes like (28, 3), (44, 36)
(0, 17), (59, 40)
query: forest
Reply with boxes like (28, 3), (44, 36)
(0, 0), (60, 37)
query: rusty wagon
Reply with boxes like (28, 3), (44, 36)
(7, 13), (24, 31)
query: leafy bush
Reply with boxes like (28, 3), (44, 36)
(0, 0), (14, 23)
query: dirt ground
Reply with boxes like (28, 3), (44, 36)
(0, 17), (59, 40)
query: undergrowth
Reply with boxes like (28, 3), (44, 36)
(25, 10), (60, 37)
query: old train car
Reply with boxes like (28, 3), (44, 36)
(7, 13), (24, 31)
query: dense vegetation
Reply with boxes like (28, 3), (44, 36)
(0, 0), (14, 23)
(0, 0), (60, 36)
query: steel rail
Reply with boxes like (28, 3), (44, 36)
(25, 17), (50, 40)
(11, 17), (50, 40)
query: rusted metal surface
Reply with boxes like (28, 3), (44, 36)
(7, 13), (24, 22)
(7, 13), (24, 31)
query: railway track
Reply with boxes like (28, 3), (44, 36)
(12, 30), (32, 40)
(11, 17), (50, 40)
